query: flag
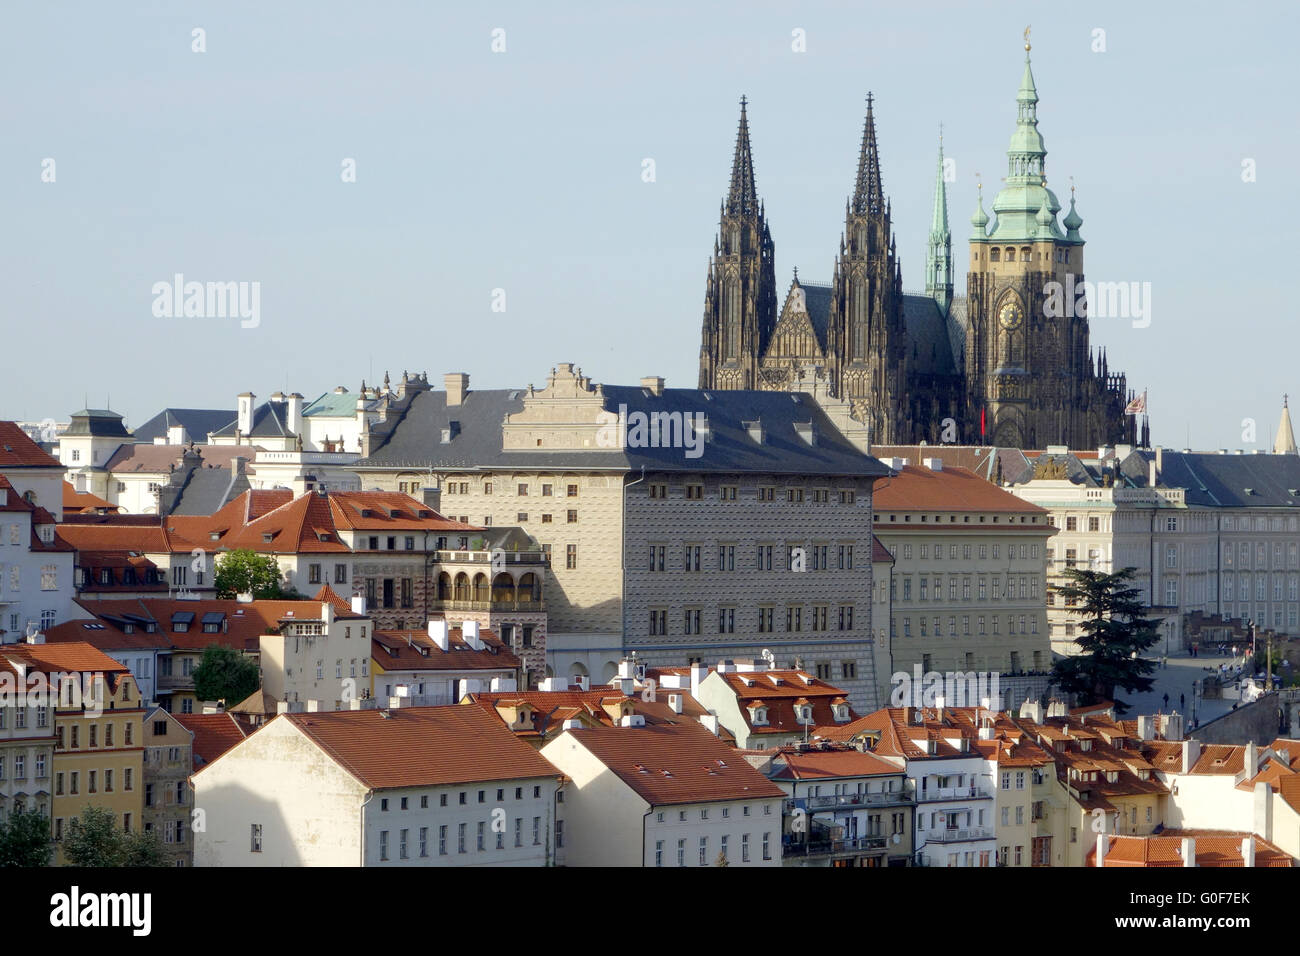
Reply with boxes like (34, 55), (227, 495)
(980, 406), (986, 437)
(1125, 390), (1147, 415)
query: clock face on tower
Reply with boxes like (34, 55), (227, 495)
(998, 300), (1024, 331)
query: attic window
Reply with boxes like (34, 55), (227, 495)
(418, 510), (433, 518)
(262, 533), (274, 543)
(389, 509), (401, 518)
(360, 509), (373, 518)
(209, 532), (220, 541)
(660, 769), (673, 778)
(317, 532), (331, 542)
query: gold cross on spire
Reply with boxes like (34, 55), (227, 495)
(1024, 25), (1031, 52)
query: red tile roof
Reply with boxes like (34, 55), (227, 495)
(871, 464), (1048, 515)
(717, 670), (855, 735)
(173, 712), (249, 767)
(0, 640), (129, 675)
(0, 422), (61, 468)
(770, 745), (904, 780)
(1088, 831), (1292, 868)
(103, 443), (256, 474)
(62, 482), (118, 515)
(560, 721), (785, 806)
(273, 705), (560, 790)
(372, 627), (520, 672)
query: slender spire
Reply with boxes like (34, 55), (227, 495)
(926, 128), (953, 310)
(851, 93), (884, 215)
(1275, 395), (1298, 455)
(726, 95), (759, 216)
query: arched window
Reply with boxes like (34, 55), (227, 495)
(472, 573), (489, 602)
(437, 572), (451, 600)
(453, 572), (470, 601)
(990, 247), (1000, 262)
(1004, 248), (1015, 262)
(491, 573), (516, 603)
(1020, 247), (1031, 261)
(518, 572), (540, 603)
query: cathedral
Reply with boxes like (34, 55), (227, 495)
(698, 42), (1140, 450)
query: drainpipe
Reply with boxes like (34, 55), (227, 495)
(360, 788), (376, 866)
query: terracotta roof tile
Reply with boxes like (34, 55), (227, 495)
(871, 465), (1049, 515)
(0, 422), (61, 468)
(275, 705), (560, 789)
(560, 721), (785, 806)
(172, 712), (249, 767)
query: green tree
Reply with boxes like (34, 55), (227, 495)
(214, 549), (286, 599)
(1050, 566), (1159, 714)
(121, 829), (168, 867)
(192, 643), (261, 706)
(62, 806), (125, 866)
(0, 806), (53, 867)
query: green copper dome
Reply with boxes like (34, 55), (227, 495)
(1063, 195), (1083, 241)
(987, 49), (1066, 243)
(971, 189), (990, 237)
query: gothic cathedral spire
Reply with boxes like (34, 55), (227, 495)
(699, 97), (777, 390)
(925, 130), (953, 314)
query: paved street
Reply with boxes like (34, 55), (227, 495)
(1120, 652), (1258, 727)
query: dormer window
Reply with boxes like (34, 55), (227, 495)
(262, 533), (274, 543)
(832, 702), (850, 723)
(748, 703), (768, 726)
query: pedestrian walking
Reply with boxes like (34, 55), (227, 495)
(1163, 692), (1169, 709)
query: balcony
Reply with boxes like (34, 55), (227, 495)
(432, 551), (549, 566)
(915, 786), (992, 803)
(782, 835), (889, 858)
(920, 827), (995, 844)
(787, 786), (914, 812)
(429, 598), (546, 614)
(155, 673), (192, 692)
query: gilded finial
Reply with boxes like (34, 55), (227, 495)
(1024, 25), (1031, 52)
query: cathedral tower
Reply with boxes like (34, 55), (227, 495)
(965, 38), (1132, 447)
(925, 133), (953, 315)
(699, 98), (777, 390)
(826, 95), (911, 443)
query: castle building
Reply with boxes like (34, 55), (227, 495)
(698, 41), (1136, 450)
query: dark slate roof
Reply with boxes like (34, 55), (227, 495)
(132, 408), (235, 444)
(357, 386), (890, 478)
(64, 410), (132, 439)
(209, 401), (292, 439)
(1119, 450), (1300, 509)
(901, 295), (961, 379)
(166, 468), (253, 516)
(800, 282), (834, 352)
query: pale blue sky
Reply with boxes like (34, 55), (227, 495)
(2, 0), (1295, 450)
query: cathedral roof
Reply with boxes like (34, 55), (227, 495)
(900, 295), (961, 379)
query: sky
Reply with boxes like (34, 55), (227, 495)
(2, 0), (1296, 451)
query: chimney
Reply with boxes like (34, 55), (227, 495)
(615, 677), (635, 696)
(699, 714), (720, 736)
(575, 675), (590, 691)
(462, 620), (482, 650)
(237, 392), (256, 436)
(690, 662), (708, 698)
(1242, 835), (1256, 868)
(428, 619), (449, 652)
(351, 595), (366, 616)
(923, 457), (943, 472)
(167, 424), (185, 445)
(321, 602), (334, 626)
(1254, 780), (1273, 841)
(1136, 715), (1153, 740)
(1245, 741), (1258, 775)
(306, 699), (320, 713)
(640, 376), (664, 396)
(669, 692), (684, 715)
(444, 373), (469, 407)
(287, 392), (304, 436)
(1181, 836), (1196, 867)
(1095, 832), (1108, 867)
(231, 456), (248, 477)
(1182, 738), (1201, 774)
